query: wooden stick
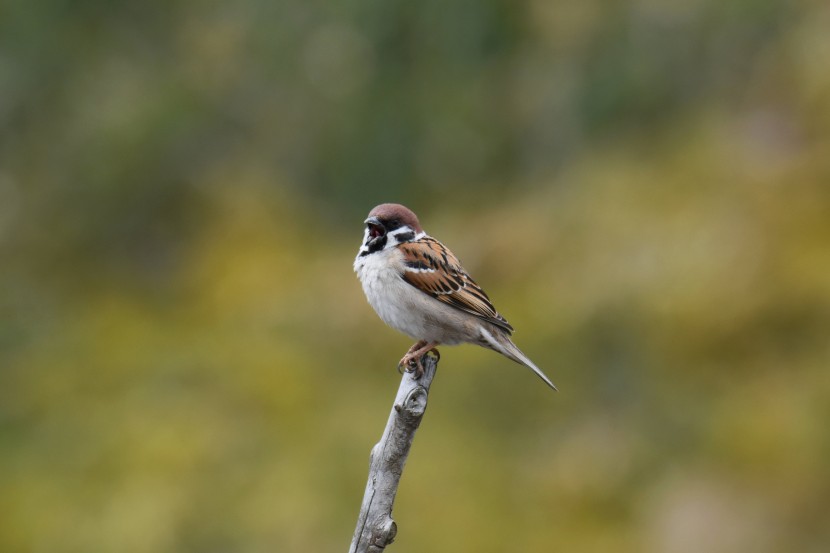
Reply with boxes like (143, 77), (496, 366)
(349, 354), (439, 552)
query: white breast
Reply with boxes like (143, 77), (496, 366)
(354, 247), (468, 344)
(354, 248), (418, 337)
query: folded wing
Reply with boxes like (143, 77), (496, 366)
(398, 237), (514, 334)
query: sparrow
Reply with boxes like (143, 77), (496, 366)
(353, 203), (557, 390)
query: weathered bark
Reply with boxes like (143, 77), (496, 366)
(349, 355), (439, 553)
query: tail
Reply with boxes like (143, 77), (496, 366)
(478, 327), (558, 391)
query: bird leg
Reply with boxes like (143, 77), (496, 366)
(405, 340), (427, 355)
(397, 340), (426, 374)
(398, 341), (440, 378)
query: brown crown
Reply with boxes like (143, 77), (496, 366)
(367, 203), (423, 233)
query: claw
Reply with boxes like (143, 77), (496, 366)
(410, 355), (425, 378)
(397, 342), (439, 379)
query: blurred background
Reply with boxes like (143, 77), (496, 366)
(1, 0), (829, 552)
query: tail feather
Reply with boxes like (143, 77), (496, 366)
(479, 327), (558, 391)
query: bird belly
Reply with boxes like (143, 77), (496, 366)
(355, 251), (471, 344)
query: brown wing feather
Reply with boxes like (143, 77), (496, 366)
(398, 237), (514, 333)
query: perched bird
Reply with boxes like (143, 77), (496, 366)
(354, 203), (557, 390)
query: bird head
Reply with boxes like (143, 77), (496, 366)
(359, 203), (423, 256)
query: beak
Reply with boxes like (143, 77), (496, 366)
(364, 216), (385, 241)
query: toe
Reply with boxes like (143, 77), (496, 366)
(414, 357), (426, 379)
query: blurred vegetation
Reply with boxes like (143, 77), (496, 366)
(2, 0), (829, 552)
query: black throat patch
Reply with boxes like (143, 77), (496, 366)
(360, 235), (388, 256)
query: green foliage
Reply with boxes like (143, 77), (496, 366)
(1, 1), (829, 551)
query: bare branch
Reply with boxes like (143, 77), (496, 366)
(349, 355), (439, 553)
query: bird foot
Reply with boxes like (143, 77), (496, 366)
(397, 340), (425, 374)
(397, 341), (440, 379)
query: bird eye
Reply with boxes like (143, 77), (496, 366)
(386, 219), (400, 230)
